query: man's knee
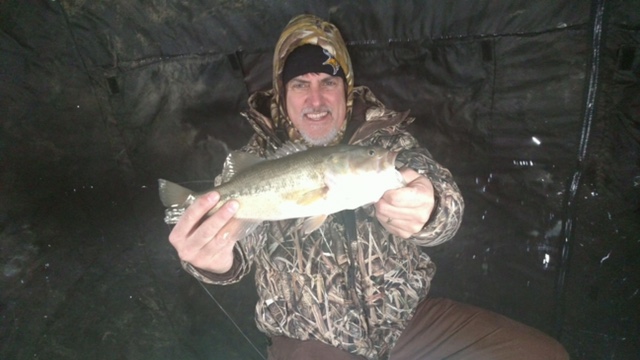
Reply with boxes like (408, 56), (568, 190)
(531, 334), (570, 360)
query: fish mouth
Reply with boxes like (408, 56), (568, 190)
(387, 149), (400, 168)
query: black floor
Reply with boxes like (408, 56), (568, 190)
(1, 186), (267, 360)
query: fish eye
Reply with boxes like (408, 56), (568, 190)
(368, 149), (376, 156)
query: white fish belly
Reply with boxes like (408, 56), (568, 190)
(231, 169), (404, 221)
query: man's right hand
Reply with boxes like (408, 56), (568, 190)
(168, 192), (242, 274)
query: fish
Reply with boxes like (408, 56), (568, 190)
(158, 143), (405, 234)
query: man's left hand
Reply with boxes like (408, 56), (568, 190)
(375, 168), (435, 239)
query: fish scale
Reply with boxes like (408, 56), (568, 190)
(159, 144), (405, 234)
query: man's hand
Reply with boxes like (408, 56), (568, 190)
(375, 168), (435, 239)
(168, 192), (244, 274)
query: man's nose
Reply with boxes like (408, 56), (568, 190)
(308, 84), (323, 107)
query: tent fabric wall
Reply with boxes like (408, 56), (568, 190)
(1, 0), (638, 359)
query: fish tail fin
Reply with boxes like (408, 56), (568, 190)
(158, 179), (194, 207)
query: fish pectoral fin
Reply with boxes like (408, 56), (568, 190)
(295, 187), (329, 206)
(234, 219), (263, 238)
(302, 215), (328, 234)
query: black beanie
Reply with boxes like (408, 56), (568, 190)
(282, 44), (346, 85)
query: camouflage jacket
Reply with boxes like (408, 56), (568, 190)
(184, 86), (464, 359)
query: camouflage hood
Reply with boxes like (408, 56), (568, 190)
(270, 14), (355, 145)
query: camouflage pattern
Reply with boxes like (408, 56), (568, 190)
(183, 88), (464, 360)
(181, 15), (464, 360)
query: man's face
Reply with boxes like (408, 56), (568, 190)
(285, 72), (347, 146)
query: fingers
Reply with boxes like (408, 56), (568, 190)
(375, 201), (426, 238)
(398, 167), (422, 184)
(169, 192), (221, 244)
(379, 178), (434, 216)
(390, 168), (434, 206)
(375, 172), (435, 238)
(380, 185), (428, 209)
(376, 214), (418, 239)
(168, 192), (241, 272)
(187, 199), (239, 251)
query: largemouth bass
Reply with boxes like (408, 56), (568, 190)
(159, 143), (405, 234)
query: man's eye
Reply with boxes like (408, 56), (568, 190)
(291, 82), (307, 90)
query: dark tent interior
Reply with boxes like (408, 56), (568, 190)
(1, 1), (639, 359)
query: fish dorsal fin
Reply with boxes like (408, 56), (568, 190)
(265, 141), (308, 160)
(221, 151), (265, 183)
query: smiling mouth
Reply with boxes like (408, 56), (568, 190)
(305, 111), (330, 120)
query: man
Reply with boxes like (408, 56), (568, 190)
(168, 14), (569, 360)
